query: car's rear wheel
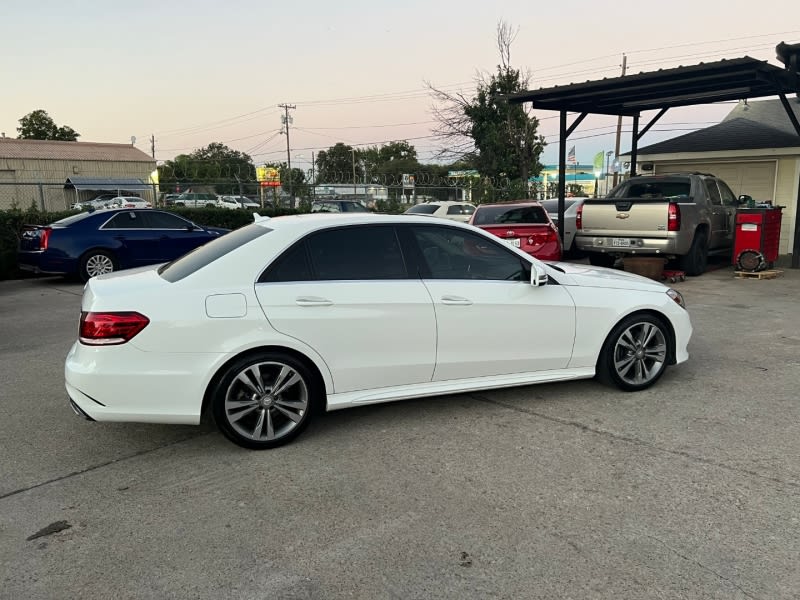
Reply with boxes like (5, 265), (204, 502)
(679, 229), (708, 276)
(597, 314), (670, 391)
(79, 249), (117, 282)
(212, 352), (319, 449)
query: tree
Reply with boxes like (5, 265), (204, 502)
(158, 142), (255, 194)
(362, 141), (419, 180)
(17, 110), (80, 141)
(427, 21), (545, 187)
(315, 143), (363, 183)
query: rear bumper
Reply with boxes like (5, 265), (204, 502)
(64, 341), (224, 425)
(18, 250), (76, 275)
(575, 234), (688, 255)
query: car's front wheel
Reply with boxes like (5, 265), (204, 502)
(211, 352), (320, 449)
(597, 314), (670, 391)
(79, 249), (117, 282)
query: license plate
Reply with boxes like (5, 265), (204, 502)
(612, 238), (631, 247)
(504, 238), (521, 248)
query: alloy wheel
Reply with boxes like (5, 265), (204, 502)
(85, 254), (115, 277)
(612, 322), (667, 386)
(223, 361), (309, 442)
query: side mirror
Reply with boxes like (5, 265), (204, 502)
(530, 262), (548, 287)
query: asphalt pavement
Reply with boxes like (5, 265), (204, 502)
(1, 267), (798, 599)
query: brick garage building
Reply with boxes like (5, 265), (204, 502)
(0, 138), (156, 211)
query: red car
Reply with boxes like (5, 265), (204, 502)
(469, 201), (562, 261)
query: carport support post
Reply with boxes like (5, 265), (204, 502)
(629, 113), (640, 177)
(557, 110), (567, 244)
(37, 183), (45, 211)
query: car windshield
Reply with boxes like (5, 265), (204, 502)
(158, 224), (271, 282)
(406, 204), (439, 214)
(345, 202), (368, 212)
(472, 205), (549, 226)
(539, 199), (578, 213)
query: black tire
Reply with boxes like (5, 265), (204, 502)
(597, 313), (671, 391)
(679, 230), (708, 276)
(211, 351), (321, 450)
(79, 249), (117, 282)
(588, 252), (616, 268)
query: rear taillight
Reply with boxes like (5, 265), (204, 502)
(40, 227), (52, 250)
(79, 311), (150, 346)
(668, 202), (681, 231)
(576, 203), (583, 230)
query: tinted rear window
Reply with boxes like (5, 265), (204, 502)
(472, 205), (548, 226)
(611, 180), (691, 199)
(406, 204), (439, 214)
(52, 212), (95, 227)
(158, 224), (270, 282)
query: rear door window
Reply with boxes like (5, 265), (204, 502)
(704, 180), (722, 206)
(306, 226), (407, 280)
(101, 212), (149, 229)
(406, 204), (440, 215)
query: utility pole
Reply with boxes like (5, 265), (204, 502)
(350, 148), (357, 197)
(612, 54), (627, 187)
(150, 134), (155, 159)
(278, 103), (296, 206)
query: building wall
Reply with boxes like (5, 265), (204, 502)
(0, 158), (155, 211)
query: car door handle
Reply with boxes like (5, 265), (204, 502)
(441, 295), (473, 306)
(295, 296), (333, 307)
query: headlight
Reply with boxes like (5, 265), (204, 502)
(666, 288), (685, 309)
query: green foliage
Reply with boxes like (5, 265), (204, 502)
(464, 67), (545, 184)
(158, 142), (256, 195)
(17, 109), (80, 141)
(315, 143), (362, 183)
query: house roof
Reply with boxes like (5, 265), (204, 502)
(636, 99), (800, 155)
(0, 138), (154, 162)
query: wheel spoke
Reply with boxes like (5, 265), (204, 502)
(645, 345), (667, 360)
(228, 404), (258, 423)
(265, 409), (274, 440)
(274, 398), (306, 410)
(618, 331), (637, 352)
(252, 408), (266, 439)
(639, 323), (656, 347)
(274, 403), (302, 423)
(615, 354), (636, 375)
(634, 359), (644, 383)
(272, 366), (300, 396)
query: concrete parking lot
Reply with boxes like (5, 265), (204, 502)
(1, 266), (799, 599)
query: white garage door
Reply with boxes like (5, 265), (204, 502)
(655, 161), (776, 202)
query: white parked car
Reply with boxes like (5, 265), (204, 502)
(66, 213), (691, 449)
(404, 201), (476, 222)
(108, 196), (151, 209)
(540, 197), (588, 254)
(217, 195), (261, 210)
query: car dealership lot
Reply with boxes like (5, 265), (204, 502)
(1, 268), (799, 599)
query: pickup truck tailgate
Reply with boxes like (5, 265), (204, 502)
(580, 199), (670, 237)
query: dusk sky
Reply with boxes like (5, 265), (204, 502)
(3, 0), (799, 168)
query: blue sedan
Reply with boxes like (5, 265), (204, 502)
(18, 209), (229, 282)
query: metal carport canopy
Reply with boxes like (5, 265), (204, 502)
(505, 54), (800, 267)
(64, 177), (150, 191)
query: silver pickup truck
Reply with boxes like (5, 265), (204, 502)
(575, 173), (745, 275)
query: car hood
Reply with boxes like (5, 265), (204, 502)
(547, 261), (668, 291)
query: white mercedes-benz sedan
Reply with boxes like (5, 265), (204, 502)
(66, 213), (691, 449)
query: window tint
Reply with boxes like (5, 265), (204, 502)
(259, 242), (312, 283)
(145, 211), (193, 229)
(158, 224), (270, 283)
(53, 212), (94, 227)
(344, 202), (368, 212)
(307, 226), (406, 280)
(311, 202), (340, 213)
(611, 180), (691, 199)
(406, 204), (439, 214)
(410, 225), (527, 281)
(718, 181), (737, 206)
(102, 212), (148, 229)
(704, 180), (722, 205)
(472, 205), (548, 226)
(446, 204), (474, 215)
